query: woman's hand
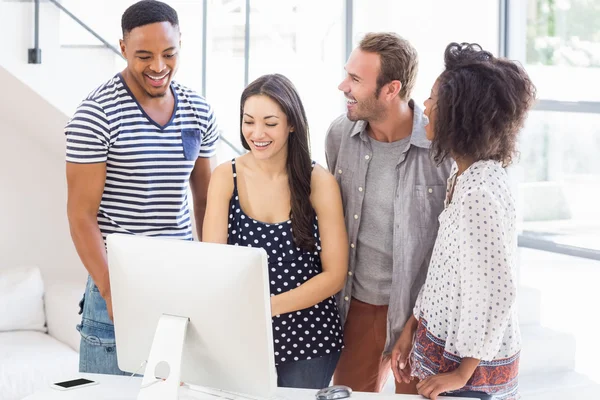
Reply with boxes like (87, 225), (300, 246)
(391, 315), (418, 384)
(416, 370), (470, 399)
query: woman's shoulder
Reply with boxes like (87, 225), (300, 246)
(310, 162), (337, 191)
(455, 161), (514, 215)
(212, 159), (235, 179)
(209, 159), (236, 197)
(310, 162), (342, 213)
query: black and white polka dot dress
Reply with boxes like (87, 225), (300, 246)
(227, 159), (344, 365)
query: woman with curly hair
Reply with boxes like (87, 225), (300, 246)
(390, 43), (536, 400)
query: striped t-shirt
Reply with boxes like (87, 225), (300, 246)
(65, 73), (219, 241)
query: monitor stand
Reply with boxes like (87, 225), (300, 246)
(138, 314), (189, 400)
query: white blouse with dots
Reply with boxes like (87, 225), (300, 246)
(412, 159), (520, 369)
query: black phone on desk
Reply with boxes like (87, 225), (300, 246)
(50, 378), (99, 391)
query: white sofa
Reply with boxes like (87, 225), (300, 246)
(0, 267), (83, 400)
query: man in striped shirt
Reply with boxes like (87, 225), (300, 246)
(65, 0), (219, 375)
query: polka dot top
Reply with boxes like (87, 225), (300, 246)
(413, 160), (520, 362)
(226, 159), (344, 365)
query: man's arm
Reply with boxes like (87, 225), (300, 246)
(202, 162), (234, 244)
(190, 157), (212, 241)
(192, 99), (220, 241)
(66, 162), (112, 316)
(324, 118), (343, 174)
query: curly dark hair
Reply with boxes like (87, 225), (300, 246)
(431, 42), (536, 167)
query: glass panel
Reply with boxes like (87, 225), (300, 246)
(205, 0), (246, 154)
(58, 0), (125, 46)
(248, 0), (346, 162)
(353, 0), (500, 104)
(526, 0), (600, 101)
(518, 110), (600, 251)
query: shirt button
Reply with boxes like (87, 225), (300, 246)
(428, 188), (433, 194)
(344, 296), (349, 301)
(358, 186), (363, 192)
(365, 155), (370, 160)
(350, 243), (355, 248)
(338, 169), (343, 174)
(348, 271), (353, 276)
(354, 214), (359, 220)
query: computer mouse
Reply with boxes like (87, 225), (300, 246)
(315, 385), (352, 400)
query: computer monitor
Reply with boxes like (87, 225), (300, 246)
(106, 234), (277, 399)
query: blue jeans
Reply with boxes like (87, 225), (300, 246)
(77, 276), (128, 375)
(276, 351), (341, 389)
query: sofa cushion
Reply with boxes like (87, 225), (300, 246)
(0, 331), (78, 400)
(0, 266), (45, 332)
(45, 279), (86, 352)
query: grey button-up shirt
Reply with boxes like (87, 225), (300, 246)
(325, 101), (452, 354)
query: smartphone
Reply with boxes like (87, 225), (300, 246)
(50, 378), (99, 391)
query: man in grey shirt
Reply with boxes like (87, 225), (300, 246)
(325, 33), (452, 394)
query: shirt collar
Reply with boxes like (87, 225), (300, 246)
(350, 99), (431, 149)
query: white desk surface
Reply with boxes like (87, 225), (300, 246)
(23, 373), (473, 400)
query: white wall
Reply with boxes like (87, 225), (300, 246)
(0, 0), (119, 286)
(0, 0), (123, 117)
(0, 65), (85, 285)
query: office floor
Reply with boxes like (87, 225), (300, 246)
(519, 247), (600, 383)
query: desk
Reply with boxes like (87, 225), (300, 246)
(23, 374), (472, 400)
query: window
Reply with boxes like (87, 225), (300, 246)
(516, 0), (600, 255)
(353, 0), (500, 104)
(205, 0), (247, 156)
(525, 0), (600, 101)
(247, 0), (345, 162)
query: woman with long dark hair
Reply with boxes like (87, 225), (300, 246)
(203, 74), (348, 388)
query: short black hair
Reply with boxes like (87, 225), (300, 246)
(431, 42), (536, 167)
(121, 0), (179, 37)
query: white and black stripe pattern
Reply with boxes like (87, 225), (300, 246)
(66, 73), (219, 241)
